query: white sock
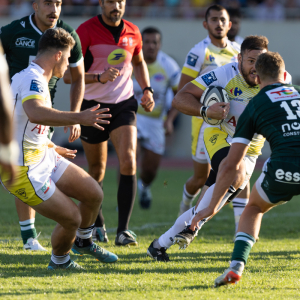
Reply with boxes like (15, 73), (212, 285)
(138, 178), (150, 193)
(76, 224), (94, 239)
(230, 260), (245, 273)
(232, 198), (248, 233)
(158, 207), (194, 249)
(51, 252), (70, 265)
(182, 184), (200, 206)
(19, 218), (35, 231)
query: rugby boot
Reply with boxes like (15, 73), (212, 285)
(147, 239), (170, 262)
(173, 225), (198, 249)
(23, 237), (46, 251)
(214, 263), (243, 287)
(115, 230), (138, 246)
(47, 259), (84, 271)
(92, 226), (109, 243)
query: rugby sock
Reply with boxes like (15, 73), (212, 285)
(158, 207), (194, 249)
(95, 181), (105, 227)
(231, 232), (256, 264)
(75, 224), (94, 248)
(117, 174), (137, 234)
(51, 252), (70, 265)
(138, 178), (151, 193)
(182, 184), (200, 206)
(19, 218), (37, 244)
(232, 198), (249, 233)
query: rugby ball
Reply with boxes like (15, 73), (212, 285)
(200, 86), (229, 125)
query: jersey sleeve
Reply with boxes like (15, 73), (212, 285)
(20, 77), (48, 104)
(69, 30), (83, 68)
(76, 23), (91, 58)
(133, 30), (142, 56)
(232, 104), (255, 145)
(181, 41), (206, 79)
(165, 56), (181, 90)
(191, 66), (228, 92)
(0, 23), (13, 54)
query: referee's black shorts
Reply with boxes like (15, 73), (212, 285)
(80, 96), (138, 144)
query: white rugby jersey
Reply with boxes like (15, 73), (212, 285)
(11, 62), (51, 166)
(133, 50), (180, 119)
(181, 36), (240, 79)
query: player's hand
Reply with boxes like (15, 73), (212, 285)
(164, 119), (174, 135)
(54, 146), (77, 159)
(190, 207), (214, 231)
(79, 104), (112, 130)
(206, 103), (230, 120)
(64, 124), (81, 143)
(0, 162), (16, 187)
(100, 67), (120, 83)
(141, 90), (155, 112)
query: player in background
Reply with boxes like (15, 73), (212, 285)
(0, 43), (17, 186)
(0, 28), (118, 270)
(227, 8), (244, 45)
(133, 27), (181, 209)
(75, 0), (154, 246)
(0, 0), (84, 250)
(190, 52), (300, 287)
(177, 5), (247, 235)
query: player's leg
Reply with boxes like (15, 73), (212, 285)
(179, 118), (210, 215)
(81, 140), (109, 243)
(110, 124), (138, 246)
(15, 198), (46, 250)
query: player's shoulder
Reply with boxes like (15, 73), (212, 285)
(56, 19), (75, 34)
(189, 36), (211, 53)
(122, 19), (140, 34)
(1, 15), (29, 34)
(77, 15), (99, 31)
(157, 51), (179, 68)
(227, 40), (241, 52)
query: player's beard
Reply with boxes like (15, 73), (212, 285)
(240, 60), (258, 87)
(208, 26), (226, 40)
(106, 9), (123, 23)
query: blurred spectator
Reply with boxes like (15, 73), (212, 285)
(178, 0), (195, 19)
(227, 8), (244, 44)
(255, 0), (285, 20)
(10, 0), (32, 18)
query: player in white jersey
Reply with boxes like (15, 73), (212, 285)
(133, 27), (181, 209)
(0, 28), (118, 269)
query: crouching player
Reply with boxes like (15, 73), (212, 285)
(196, 52), (300, 286)
(0, 28), (118, 270)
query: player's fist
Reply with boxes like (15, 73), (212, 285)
(100, 67), (120, 83)
(141, 90), (155, 112)
(206, 103), (230, 120)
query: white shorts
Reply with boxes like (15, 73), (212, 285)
(137, 114), (165, 155)
(1, 148), (70, 206)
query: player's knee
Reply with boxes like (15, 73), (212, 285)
(63, 207), (82, 231)
(120, 155), (136, 175)
(89, 163), (106, 182)
(86, 180), (103, 208)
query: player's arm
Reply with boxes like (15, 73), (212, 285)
(178, 74), (195, 91)
(132, 51), (154, 112)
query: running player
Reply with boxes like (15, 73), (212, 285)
(0, 0), (84, 250)
(227, 8), (244, 45)
(198, 52), (300, 287)
(133, 27), (181, 209)
(177, 5), (245, 231)
(146, 36), (270, 262)
(75, 0), (154, 246)
(0, 28), (118, 270)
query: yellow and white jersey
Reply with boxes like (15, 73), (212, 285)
(181, 36), (240, 79)
(133, 51), (181, 120)
(11, 62), (51, 167)
(192, 61), (263, 157)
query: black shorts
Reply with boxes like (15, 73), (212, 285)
(80, 97), (138, 144)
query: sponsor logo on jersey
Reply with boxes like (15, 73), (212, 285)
(267, 86), (300, 102)
(153, 74), (165, 81)
(206, 54), (215, 62)
(15, 37), (35, 48)
(30, 80), (44, 93)
(187, 53), (198, 67)
(20, 21), (25, 28)
(15, 188), (28, 199)
(129, 37), (133, 46)
(201, 71), (217, 86)
(107, 49), (127, 65)
(121, 37), (128, 46)
(275, 169), (300, 182)
(41, 179), (51, 194)
(230, 87), (243, 96)
(209, 134), (219, 145)
(282, 122), (300, 137)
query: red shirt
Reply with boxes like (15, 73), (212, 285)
(77, 16), (142, 104)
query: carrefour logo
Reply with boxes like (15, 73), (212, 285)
(230, 87), (243, 96)
(107, 49), (127, 65)
(15, 37), (35, 48)
(271, 88), (294, 96)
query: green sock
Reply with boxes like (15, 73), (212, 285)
(231, 232), (256, 264)
(19, 219), (37, 244)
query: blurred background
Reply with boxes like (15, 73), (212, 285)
(1, 0), (299, 164)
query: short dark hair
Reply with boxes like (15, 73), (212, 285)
(142, 27), (162, 39)
(205, 4), (228, 21)
(38, 28), (75, 54)
(227, 8), (242, 19)
(241, 35), (269, 55)
(256, 51), (285, 81)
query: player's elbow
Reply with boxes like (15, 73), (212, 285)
(63, 75), (71, 84)
(27, 114), (41, 124)
(172, 95), (180, 110)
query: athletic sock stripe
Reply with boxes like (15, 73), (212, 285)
(233, 204), (247, 208)
(236, 232), (256, 243)
(235, 236), (254, 247)
(20, 224), (35, 231)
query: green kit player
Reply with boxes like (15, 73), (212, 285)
(188, 52), (300, 286)
(0, 0), (84, 251)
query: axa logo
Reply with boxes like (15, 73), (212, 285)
(209, 134), (219, 145)
(107, 49), (127, 65)
(230, 87), (243, 96)
(15, 37), (35, 48)
(271, 88), (294, 96)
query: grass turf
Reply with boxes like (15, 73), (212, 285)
(0, 168), (300, 299)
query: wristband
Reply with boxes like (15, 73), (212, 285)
(0, 140), (19, 164)
(200, 106), (208, 118)
(97, 73), (105, 84)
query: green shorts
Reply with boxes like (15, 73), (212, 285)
(256, 157), (300, 204)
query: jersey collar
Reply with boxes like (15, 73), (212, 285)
(30, 62), (45, 75)
(29, 14), (57, 35)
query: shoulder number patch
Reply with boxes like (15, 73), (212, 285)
(30, 80), (44, 93)
(187, 53), (198, 67)
(201, 71), (217, 86)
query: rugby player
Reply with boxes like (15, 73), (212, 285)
(177, 5), (247, 233)
(0, 0), (84, 250)
(147, 36), (270, 262)
(74, 0), (154, 246)
(193, 52), (300, 287)
(133, 27), (181, 209)
(0, 28), (118, 270)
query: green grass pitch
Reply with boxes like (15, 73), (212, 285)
(0, 168), (300, 299)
